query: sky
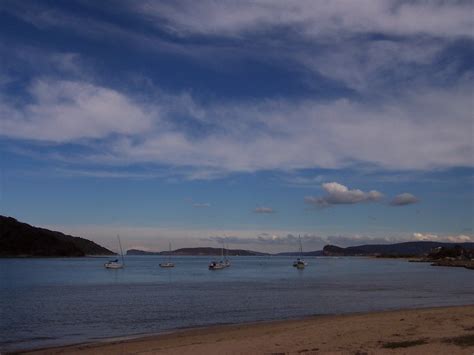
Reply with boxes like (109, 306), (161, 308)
(0, 0), (473, 253)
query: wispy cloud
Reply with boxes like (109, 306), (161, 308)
(132, 1), (474, 38)
(254, 207), (275, 214)
(281, 174), (326, 188)
(193, 202), (211, 208)
(305, 182), (383, 208)
(54, 168), (168, 180)
(390, 193), (419, 206)
(126, 1), (474, 96)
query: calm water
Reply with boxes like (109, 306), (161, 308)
(1, 256), (473, 352)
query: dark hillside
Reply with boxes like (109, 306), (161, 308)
(0, 216), (114, 257)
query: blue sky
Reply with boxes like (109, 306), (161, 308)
(0, 0), (473, 252)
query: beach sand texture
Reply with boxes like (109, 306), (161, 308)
(21, 306), (474, 355)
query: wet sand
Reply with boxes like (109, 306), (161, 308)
(20, 305), (474, 354)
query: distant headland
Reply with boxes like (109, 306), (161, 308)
(0, 215), (114, 257)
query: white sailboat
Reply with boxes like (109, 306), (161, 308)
(293, 235), (307, 269)
(104, 235), (125, 269)
(160, 242), (175, 268)
(209, 245), (226, 270)
(208, 260), (226, 270)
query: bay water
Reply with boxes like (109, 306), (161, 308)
(1, 256), (473, 352)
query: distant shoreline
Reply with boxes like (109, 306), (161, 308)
(0, 254), (117, 259)
(2, 255), (473, 270)
(17, 305), (474, 354)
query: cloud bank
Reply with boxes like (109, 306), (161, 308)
(198, 231), (474, 249)
(1, 0), (472, 179)
(2, 80), (472, 177)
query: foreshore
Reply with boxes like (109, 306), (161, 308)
(18, 305), (474, 354)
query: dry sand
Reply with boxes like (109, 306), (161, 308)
(20, 305), (474, 355)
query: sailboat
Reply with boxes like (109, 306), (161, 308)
(104, 235), (125, 269)
(293, 235), (307, 269)
(159, 242), (175, 268)
(224, 242), (231, 267)
(209, 245), (226, 270)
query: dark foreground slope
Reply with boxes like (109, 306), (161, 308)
(0, 216), (114, 257)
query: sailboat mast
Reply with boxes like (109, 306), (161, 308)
(117, 234), (125, 266)
(299, 235), (303, 256)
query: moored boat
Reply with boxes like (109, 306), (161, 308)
(160, 242), (175, 268)
(209, 245), (227, 270)
(105, 235), (125, 269)
(292, 235), (307, 269)
(208, 260), (226, 270)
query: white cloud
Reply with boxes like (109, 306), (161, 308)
(390, 193), (419, 206)
(254, 206), (275, 214)
(305, 182), (383, 207)
(413, 233), (473, 243)
(1, 80), (152, 142)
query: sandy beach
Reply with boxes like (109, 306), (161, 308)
(19, 305), (474, 355)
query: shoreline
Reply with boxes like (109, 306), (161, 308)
(16, 305), (474, 354)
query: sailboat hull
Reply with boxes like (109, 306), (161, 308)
(159, 263), (175, 268)
(104, 262), (123, 269)
(208, 262), (226, 270)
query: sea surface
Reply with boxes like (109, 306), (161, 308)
(1, 256), (473, 352)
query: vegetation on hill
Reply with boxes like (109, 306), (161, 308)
(322, 241), (474, 257)
(427, 245), (474, 269)
(0, 216), (114, 257)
